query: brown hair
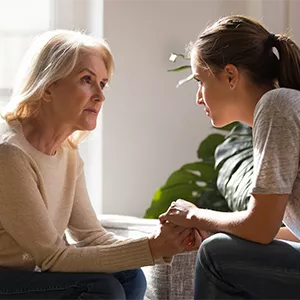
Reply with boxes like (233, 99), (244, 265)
(191, 15), (300, 90)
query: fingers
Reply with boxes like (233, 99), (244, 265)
(178, 228), (193, 244)
(160, 199), (198, 229)
(187, 229), (203, 251)
(159, 213), (167, 224)
(159, 209), (181, 225)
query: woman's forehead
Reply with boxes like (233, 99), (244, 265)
(74, 54), (107, 75)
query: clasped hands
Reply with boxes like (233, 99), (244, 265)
(148, 199), (211, 259)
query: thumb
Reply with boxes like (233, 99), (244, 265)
(159, 213), (167, 224)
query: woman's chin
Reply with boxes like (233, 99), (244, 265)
(211, 118), (232, 129)
(77, 121), (97, 131)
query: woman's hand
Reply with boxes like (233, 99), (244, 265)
(185, 229), (213, 251)
(159, 199), (200, 228)
(148, 222), (194, 259)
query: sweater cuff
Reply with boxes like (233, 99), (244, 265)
(154, 256), (173, 265)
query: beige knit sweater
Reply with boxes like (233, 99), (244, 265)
(0, 119), (158, 273)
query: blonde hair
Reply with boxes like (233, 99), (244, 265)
(2, 29), (114, 148)
(190, 15), (300, 90)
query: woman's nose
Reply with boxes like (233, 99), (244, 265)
(196, 93), (204, 105)
(93, 95), (105, 102)
(93, 88), (105, 102)
(196, 96), (204, 106)
(196, 86), (203, 105)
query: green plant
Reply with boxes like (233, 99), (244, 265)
(144, 132), (230, 219)
(144, 53), (253, 218)
(215, 122), (253, 211)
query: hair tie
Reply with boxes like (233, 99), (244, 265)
(267, 33), (277, 46)
(265, 33), (280, 60)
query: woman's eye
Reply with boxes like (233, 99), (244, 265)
(82, 75), (92, 84)
(194, 77), (202, 86)
(194, 79), (202, 87)
(100, 82), (106, 90)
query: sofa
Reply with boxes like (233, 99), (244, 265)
(100, 214), (197, 300)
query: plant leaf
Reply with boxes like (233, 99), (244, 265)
(144, 183), (204, 219)
(167, 65), (191, 72)
(144, 160), (219, 218)
(215, 123), (253, 211)
(215, 123), (252, 168)
(196, 189), (230, 212)
(181, 161), (217, 182)
(197, 133), (225, 161)
(176, 73), (194, 87)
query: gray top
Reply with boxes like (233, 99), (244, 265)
(252, 88), (300, 237)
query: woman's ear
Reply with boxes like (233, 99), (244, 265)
(42, 84), (54, 103)
(224, 64), (239, 90)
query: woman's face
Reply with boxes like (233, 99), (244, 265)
(45, 53), (108, 131)
(191, 52), (237, 128)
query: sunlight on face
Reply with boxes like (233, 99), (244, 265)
(190, 49), (236, 128)
(190, 50), (199, 78)
(47, 54), (108, 132)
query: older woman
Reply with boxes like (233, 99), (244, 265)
(0, 30), (200, 300)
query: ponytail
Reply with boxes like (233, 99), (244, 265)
(276, 35), (300, 90)
(191, 15), (300, 91)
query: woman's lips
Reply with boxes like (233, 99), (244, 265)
(204, 107), (210, 116)
(84, 108), (98, 115)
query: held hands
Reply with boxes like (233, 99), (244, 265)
(159, 199), (200, 228)
(149, 199), (213, 259)
(148, 222), (202, 259)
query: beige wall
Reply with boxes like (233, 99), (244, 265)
(102, 0), (254, 217)
(101, 0), (298, 217)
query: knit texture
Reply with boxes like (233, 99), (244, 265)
(0, 119), (156, 273)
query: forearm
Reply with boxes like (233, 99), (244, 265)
(275, 227), (300, 242)
(193, 207), (279, 244)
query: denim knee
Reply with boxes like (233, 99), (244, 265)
(112, 268), (147, 300)
(197, 233), (233, 271)
(127, 269), (147, 291)
(88, 275), (126, 300)
(133, 268), (147, 292)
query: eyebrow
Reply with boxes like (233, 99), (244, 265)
(79, 68), (108, 82)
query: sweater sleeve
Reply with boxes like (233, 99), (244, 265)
(67, 156), (128, 246)
(0, 144), (154, 273)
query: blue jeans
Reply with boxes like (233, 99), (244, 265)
(0, 268), (146, 299)
(195, 233), (300, 299)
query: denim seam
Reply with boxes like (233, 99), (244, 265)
(0, 283), (84, 294)
(218, 262), (300, 277)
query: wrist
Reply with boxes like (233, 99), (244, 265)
(191, 208), (201, 229)
(148, 236), (161, 260)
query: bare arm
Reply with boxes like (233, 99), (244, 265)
(160, 193), (288, 244)
(275, 227), (300, 242)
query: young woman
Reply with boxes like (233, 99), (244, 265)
(0, 30), (200, 299)
(160, 15), (300, 299)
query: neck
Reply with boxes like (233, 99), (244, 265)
(236, 84), (274, 127)
(20, 116), (74, 155)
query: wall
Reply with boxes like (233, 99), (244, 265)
(48, 0), (300, 218)
(102, 0), (249, 217)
